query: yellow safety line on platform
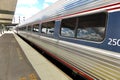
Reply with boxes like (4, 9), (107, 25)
(16, 47), (23, 60)
(20, 77), (26, 80)
(29, 73), (37, 80)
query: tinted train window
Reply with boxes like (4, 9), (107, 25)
(41, 21), (55, 35)
(22, 26), (26, 31)
(33, 24), (39, 32)
(76, 13), (107, 41)
(41, 23), (47, 33)
(60, 12), (107, 42)
(28, 26), (32, 31)
(60, 17), (76, 37)
(19, 26), (26, 31)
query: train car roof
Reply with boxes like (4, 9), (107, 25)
(18, 0), (120, 27)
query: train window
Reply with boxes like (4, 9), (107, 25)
(41, 23), (47, 33)
(19, 26), (26, 31)
(76, 12), (107, 41)
(28, 26), (32, 32)
(18, 27), (22, 31)
(33, 24), (39, 33)
(60, 17), (76, 37)
(60, 12), (107, 42)
(41, 21), (55, 35)
(22, 26), (26, 31)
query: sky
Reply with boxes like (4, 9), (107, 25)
(13, 0), (58, 23)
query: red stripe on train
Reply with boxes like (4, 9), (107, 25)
(107, 6), (120, 11)
(33, 42), (94, 80)
(61, 2), (120, 18)
(42, 2), (120, 22)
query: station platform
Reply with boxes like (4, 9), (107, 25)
(0, 31), (72, 80)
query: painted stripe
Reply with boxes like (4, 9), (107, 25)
(21, 32), (120, 79)
(41, 2), (120, 22)
(61, 2), (120, 18)
(19, 34), (94, 79)
(29, 73), (37, 80)
(38, 36), (120, 79)
(29, 39), (94, 80)
(40, 36), (120, 59)
(107, 6), (120, 11)
(20, 77), (26, 80)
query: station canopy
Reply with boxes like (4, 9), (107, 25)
(0, 0), (17, 26)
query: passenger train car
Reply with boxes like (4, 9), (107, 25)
(16, 0), (120, 80)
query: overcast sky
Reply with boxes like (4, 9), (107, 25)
(13, 0), (58, 23)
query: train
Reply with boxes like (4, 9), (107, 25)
(16, 0), (120, 80)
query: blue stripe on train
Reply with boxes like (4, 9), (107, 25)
(64, 0), (97, 10)
(57, 11), (120, 53)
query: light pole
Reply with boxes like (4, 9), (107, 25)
(23, 17), (25, 21)
(19, 16), (20, 24)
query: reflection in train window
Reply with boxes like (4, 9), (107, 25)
(19, 26), (26, 31)
(28, 26), (32, 32)
(60, 12), (107, 42)
(60, 17), (76, 37)
(33, 24), (39, 33)
(77, 12), (107, 41)
(41, 23), (47, 33)
(41, 21), (55, 35)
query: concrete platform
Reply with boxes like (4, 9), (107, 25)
(14, 32), (72, 80)
(0, 32), (40, 80)
(0, 31), (72, 80)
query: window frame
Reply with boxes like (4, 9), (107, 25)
(27, 25), (32, 32)
(41, 21), (55, 36)
(60, 17), (78, 38)
(60, 12), (108, 42)
(32, 24), (40, 33)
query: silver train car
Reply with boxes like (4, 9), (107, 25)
(16, 0), (120, 80)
